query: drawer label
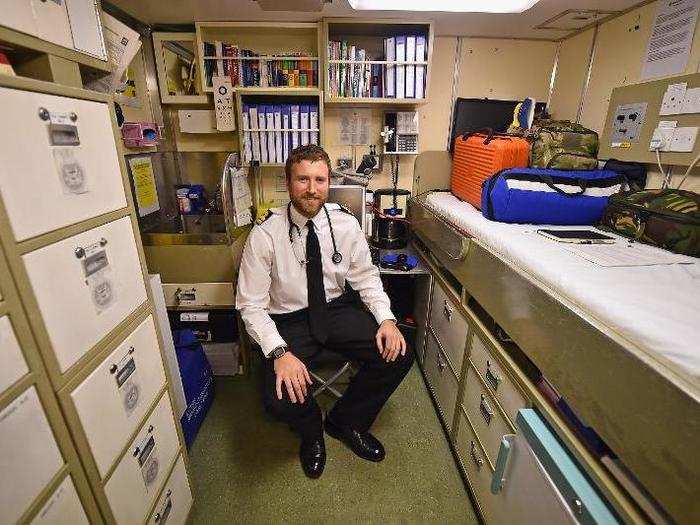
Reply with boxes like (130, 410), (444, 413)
(180, 312), (209, 322)
(115, 355), (140, 417)
(53, 147), (88, 195)
(75, 241), (117, 314)
(137, 434), (160, 490)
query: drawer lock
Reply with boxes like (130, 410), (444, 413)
(470, 441), (484, 470)
(485, 361), (502, 391)
(175, 287), (197, 304)
(480, 394), (494, 425)
(442, 300), (453, 322)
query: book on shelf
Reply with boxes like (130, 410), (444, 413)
(258, 105), (268, 163)
(274, 105), (283, 163)
(406, 35), (416, 98)
(309, 104), (319, 145)
(385, 37), (396, 98)
(395, 36), (406, 98)
(242, 104), (253, 163)
(282, 105), (291, 161)
(300, 105), (310, 146)
(265, 105), (275, 162)
(248, 105), (261, 162)
(415, 35), (427, 99)
(291, 104), (300, 150)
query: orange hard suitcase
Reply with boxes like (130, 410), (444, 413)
(451, 129), (529, 209)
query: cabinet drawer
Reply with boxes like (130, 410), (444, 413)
(469, 332), (528, 424)
(413, 275), (432, 364)
(429, 282), (469, 373)
(105, 393), (181, 525)
(22, 216), (148, 372)
(148, 455), (192, 525)
(461, 365), (513, 465)
(30, 475), (88, 525)
(30, 0), (74, 48)
(2, 0), (38, 36)
(0, 387), (64, 524)
(0, 87), (127, 241)
(70, 315), (166, 478)
(423, 330), (459, 431)
(162, 282), (235, 308)
(0, 315), (29, 394)
(455, 412), (495, 523)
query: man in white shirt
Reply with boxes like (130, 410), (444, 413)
(236, 144), (413, 478)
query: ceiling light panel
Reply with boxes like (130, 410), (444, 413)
(348, 0), (540, 13)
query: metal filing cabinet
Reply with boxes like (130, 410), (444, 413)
(0, 387), (64, 523)
(70, 315), (167, 478)
(30, 476), (89, 525)
(423, 329), (460, 431)
(0, 87), (127, 242)
(0, 74), (191, 523)
(22, 216), (148, 373)
(0, 314), (29, 393)
(429, 280), (469, 373)
(147, 455), (193, 525)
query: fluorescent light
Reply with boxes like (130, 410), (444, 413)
(348, 0), (540, 13)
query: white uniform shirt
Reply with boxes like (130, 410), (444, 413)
(236, 202), (395, 357)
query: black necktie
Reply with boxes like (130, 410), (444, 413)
(306, 220), (328, 344)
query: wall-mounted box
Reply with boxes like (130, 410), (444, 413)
(122, 122), (164, 147)
(178, 110), (220, 133)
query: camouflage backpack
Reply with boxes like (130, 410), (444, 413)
(599, 189), (700, 257)
(528, 119), (599, 170)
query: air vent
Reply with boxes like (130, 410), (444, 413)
(255, 0), (328, 11)
(536, 9), (617, 31)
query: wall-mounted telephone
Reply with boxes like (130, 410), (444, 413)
(383, 111), (419, 154)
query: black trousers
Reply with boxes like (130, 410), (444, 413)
(263, 294), (414, 442)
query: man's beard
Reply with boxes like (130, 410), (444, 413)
(292, 194), (325, 217)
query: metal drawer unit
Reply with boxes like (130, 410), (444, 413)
(0, 314), (29, 394)
(429, 280), (469, 373)
(0, 87), (126, 242)
(0, 76), (192, 523)
(104, 393), (181, 525)
(469, 331), (528, 425)
(147, 455), (193, 525)
(423, 329), (460, 431)
(412, 273), (432, 364)
(67, 315), (167, 478)
(461, 364), (515, 465)
(30, 475), (89, 525)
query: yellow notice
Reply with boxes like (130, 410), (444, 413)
(128, 156), (160, 217)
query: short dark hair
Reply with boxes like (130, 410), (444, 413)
(285, 144), (332, 181)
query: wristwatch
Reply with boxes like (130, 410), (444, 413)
(268, 345), (288, 360)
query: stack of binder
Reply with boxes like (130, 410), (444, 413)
(327, 35), (427, 99)
(241, 103), (320, 164)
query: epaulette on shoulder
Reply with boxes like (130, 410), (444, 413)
(335, 204), (354, 215)
(256, 209), (273, 225)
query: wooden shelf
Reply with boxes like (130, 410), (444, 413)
(203, 56), (320, 61)
(328, 60), (428, 65)
(325, 96), (428, 106)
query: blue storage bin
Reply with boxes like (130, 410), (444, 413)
(481, 168), (624, 225)
(173, 329), (215, 448)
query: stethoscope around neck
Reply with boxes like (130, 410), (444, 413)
(287, 202), (343, 265)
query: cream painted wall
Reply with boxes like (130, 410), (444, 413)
(548, 28), (594, 121)
(549, 0), (700, 192)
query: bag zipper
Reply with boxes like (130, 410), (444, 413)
(607, 200), (700, 226)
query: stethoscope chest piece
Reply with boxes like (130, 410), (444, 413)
(332, 252), (343, 264)
(287, 202), (343, 265)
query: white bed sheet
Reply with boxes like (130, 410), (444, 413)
(425, 192), (700, 387)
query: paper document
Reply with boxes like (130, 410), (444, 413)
(85, 13), (142, 93)
(561, 241), (696, 267)
(641, 0), (700, 80)
(230, 167), (253, 227)
(128, 156), (160, 217)
(337, 108), (371, 145)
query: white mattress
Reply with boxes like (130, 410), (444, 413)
(425, 192), (700, 388)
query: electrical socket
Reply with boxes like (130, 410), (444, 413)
(649, 126), (674, 151)
(669, 126), (698, 152)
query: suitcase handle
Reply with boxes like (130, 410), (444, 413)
(540, 174), (587, 196)
(460, 127), (512, 145)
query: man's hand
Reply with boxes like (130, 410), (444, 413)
(274, 352), (312, 403)
(375, 320), (406, 362)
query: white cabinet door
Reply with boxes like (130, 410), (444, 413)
(0, 87), (127, 241)
(65, 0), (106, 58)
(147, 455), (192, 525)
(30, 475), (89, 525)
(0, 387), (64, 524)
(22, 217), (147, 372)
(2, 0), (38, 36)
(30, 0), (74, 48)
(71, 315), (166, 478)
(0, 315), (29, 394)
(105, 394), (181, 525)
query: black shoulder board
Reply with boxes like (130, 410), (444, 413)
(337, 204), (354, 215)
(256, 209), (273, 225)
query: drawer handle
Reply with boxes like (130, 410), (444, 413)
(470, 441), (484, 470)
(485, 361), (502, 391)
(154, 490), (173, 523)
(109, 346), (136, 374)
(133, 426), (155, 456)
(74, 238), (108, 259)
(175, 287), (196, 304)
(442, 300), (453, 322)
(491, 434), (515, 495)
(480, 395), (494, 426)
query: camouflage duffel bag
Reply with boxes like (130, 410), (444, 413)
(599, 189), (700, 257)
(529, 119), (599, 170)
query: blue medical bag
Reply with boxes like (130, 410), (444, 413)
(481, 168), (624, 225)
(173, 329), (215, 448)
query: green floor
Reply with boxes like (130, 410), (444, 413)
(187, 363), (479, 524)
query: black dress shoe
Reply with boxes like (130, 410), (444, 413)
(325, 418), (385, 462)
(300, 436), (326, 479)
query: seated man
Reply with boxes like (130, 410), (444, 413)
(236, 144), (414, 479)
